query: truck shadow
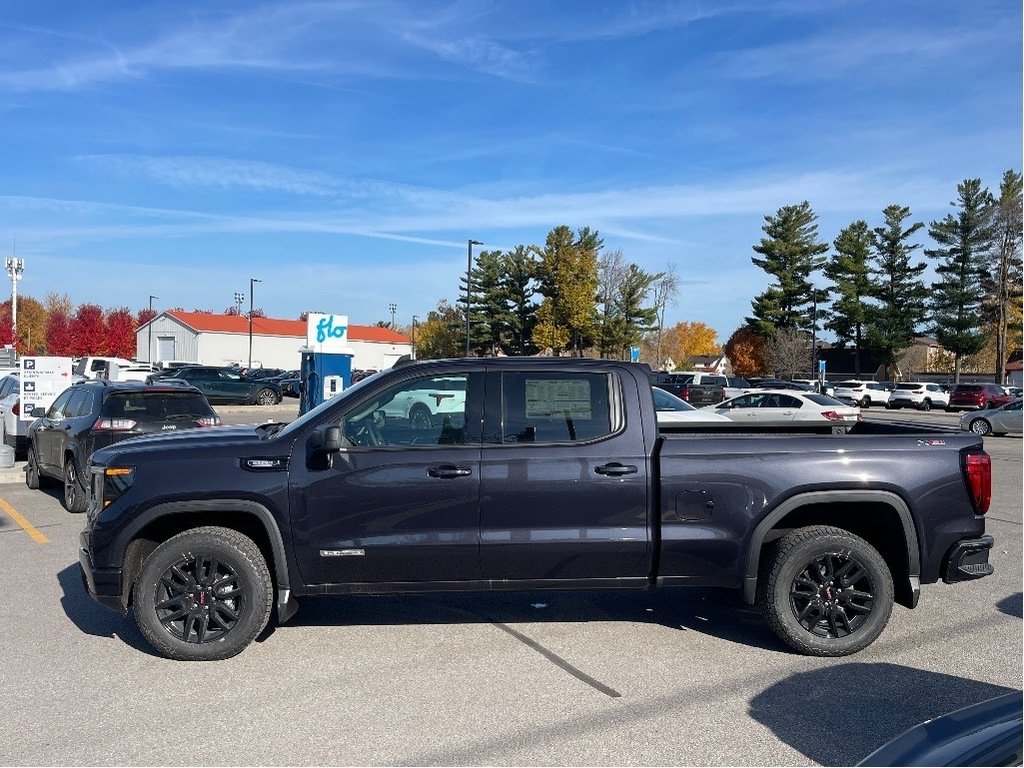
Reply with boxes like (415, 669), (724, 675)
(55, 564), (159, 657)
(749, 662), (1018, 765)
(265, 586), (792, 653)
(997, 592), (1023, 618)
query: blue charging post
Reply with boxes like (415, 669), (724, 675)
(298, 313), (354, 415)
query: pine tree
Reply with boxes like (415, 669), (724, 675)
(981, 170), (1023, 383)
(606, 264), (659, 359)
(747, 201), (829, 336)
(500, 245), (539, 356)
(866, 204), (927, 374)
(926, 179), (995, 382)
(824, 221), (873, 375)
(464, 249), (506, 354)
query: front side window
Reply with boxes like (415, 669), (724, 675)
(337, 373), (476, 447)
(46, 389), (74, 419)
(501, 372), (616, 443)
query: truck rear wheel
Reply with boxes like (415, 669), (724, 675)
(133, 526), (273, 661)
(758, 525), (893, 656)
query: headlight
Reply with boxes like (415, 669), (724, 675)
(101, 467), (135, 508)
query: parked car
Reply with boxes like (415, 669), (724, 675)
(243, 367), (288, 381)
(151, 366), (282, 405)
(745, 378), (814, 392)
(792, 378), (836, 397)
(948, 383), (1014, 411)
(157, 360), (202, 370)
(834, 380), (892, 408)
(723, 376), (750, 399)
(73, 356), (135, 380)
(651, 371), (727, 407)
(0, 372), (27, 456)
(379, 374), (467, 428)
(858, 691), (1023, 767)
(959, 398), (1023, 436)
(651, 386), (732, 427)
(117, 363), (160, 382)
(80, 357), (994, 661)
(708, 389), (861, 429)
(26, 381), (220, 512)
(272, 370), (301, 397)
(887, 382), (951, 411)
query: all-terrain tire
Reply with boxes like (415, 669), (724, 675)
(133, 526), (273, 661)
(757, 525), (894, 656)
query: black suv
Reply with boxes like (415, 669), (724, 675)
(26, 381), (220, 512)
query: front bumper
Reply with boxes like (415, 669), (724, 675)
(79, 531), (127, 614)
(943, 535), (995, 583)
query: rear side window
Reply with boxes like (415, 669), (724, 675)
(102, 392), (216, 420)
(501, 372), (617, 443)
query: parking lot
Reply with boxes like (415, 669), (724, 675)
(0, 408), (1020, 766)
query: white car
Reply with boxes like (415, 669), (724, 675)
(706, 389), (861, 429)
(652, 387), (732, 427)
(959, 399), (1023, 436)
(380, 376), (467, 428)
(834, 380), (892, 408)
(0, 372), (26, 456)
(886, 382), (950, 411)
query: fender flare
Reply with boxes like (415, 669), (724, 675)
(119, 499), (297, 621)
(742, 490), (921, 604)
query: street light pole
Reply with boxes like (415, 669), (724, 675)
(249, 277), (261, 369)
(147, 295), (158, 363)
(411, 315), (419, 360)
(466, 239), (482, 356)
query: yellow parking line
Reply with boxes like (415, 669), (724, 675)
(0, 497), (49, 544)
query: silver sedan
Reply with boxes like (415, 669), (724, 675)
(959, 398), (1023, 436)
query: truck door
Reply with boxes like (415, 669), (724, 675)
(290, 369), (484, 585)
(478, 368), (651, 582)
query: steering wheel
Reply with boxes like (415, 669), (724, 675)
(347, 416), (383, 447)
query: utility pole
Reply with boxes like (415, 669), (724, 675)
(147, 295), (158, 363)
(249, 277), (261, 369)
(466, 239), (482, 356)
(5, 255), (24, 353)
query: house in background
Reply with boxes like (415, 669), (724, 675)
(136, 311), (411, 371)
(687, 355), (728, 375)
(1006, 348), (1023, 388)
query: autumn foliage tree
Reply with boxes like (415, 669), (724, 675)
(46, 308), (74, 355)
(71, 303), (107, 356)
(105, 307), (137, 358)
(723, 326), (768, 377)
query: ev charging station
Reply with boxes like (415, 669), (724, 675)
(298, 313), (354, 416)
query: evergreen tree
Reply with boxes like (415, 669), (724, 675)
(926, 178), (995, 382)
(824, 220), (873, 375)
(866, 204), (927, 373)
(500, 245), (539, 356)
(532, 226), (601, 355)
(606, 264), (660, 359)
(747, 201), (829, 336)
(981, 170), (1023, 383)
(462, 249), (506, 354)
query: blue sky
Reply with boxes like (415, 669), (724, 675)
(0, 0), (1020, 342)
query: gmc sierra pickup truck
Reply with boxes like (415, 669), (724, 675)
(79, 358), (995, 661)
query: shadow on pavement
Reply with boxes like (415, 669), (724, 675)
(749, 662), (1017, 766)
(269, 586), (793, 654)
(997, 592), (1023, 619)
(56, 563), (157, 657)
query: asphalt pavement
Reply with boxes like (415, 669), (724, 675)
(0, 407), (1019, 766)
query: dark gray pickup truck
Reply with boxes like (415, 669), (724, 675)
(79, 358), (994, 661)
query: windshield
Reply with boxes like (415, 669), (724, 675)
(806, 393), (847, 406)
(275, 369), (387, 439)
(652, 386), (696, 411)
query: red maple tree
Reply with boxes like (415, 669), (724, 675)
(136, 307), (157, 328)
(71, 303), (107, 356)
(46, 309), (74, 355)
(105, 307), (137, 358)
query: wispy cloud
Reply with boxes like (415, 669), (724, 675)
(402, 32), (541, 81)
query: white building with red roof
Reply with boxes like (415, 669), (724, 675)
(136, 311), (412, 371)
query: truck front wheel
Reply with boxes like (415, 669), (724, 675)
(758, 525), (893, 656)
(132, 526), (273, 661)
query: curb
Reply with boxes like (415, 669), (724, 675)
(0, 461), (26, 485)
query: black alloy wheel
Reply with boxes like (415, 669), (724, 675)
(408, 404), (433, 430)
(789, 552), (875, 639)
(63, 457), (87, 513)
(154, 553), (244, 644)
(133, 527), (273, 661)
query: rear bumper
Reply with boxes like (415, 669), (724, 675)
(943, 535), (995, 583)
(79, 532), (127, 614)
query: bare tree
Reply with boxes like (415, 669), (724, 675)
(650, 263), (680, 370)
(766, 327), (808, 379)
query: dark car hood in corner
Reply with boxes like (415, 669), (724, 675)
(90, 424), (268, 464)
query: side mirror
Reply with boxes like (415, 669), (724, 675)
(31, 407), (47, 418)
(311, 425), (342, 454)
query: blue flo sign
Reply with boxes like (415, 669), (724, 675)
(306, 313), (350, 353)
